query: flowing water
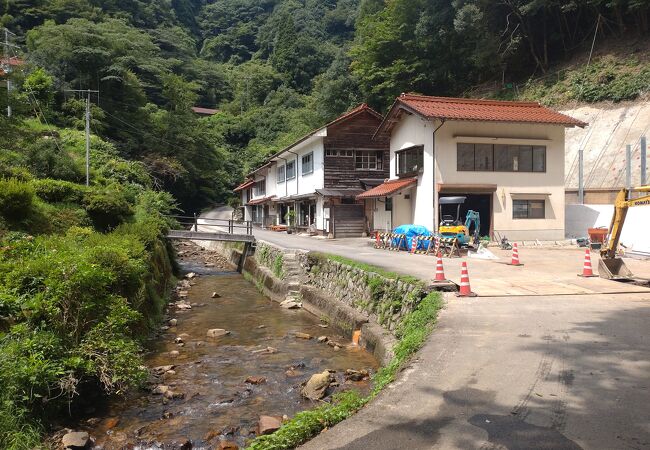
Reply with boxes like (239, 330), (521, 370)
(85, 264), (378, 449)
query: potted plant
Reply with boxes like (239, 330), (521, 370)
(285, 210), (296, 234)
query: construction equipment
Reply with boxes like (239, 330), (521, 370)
(598, 186), (650, 279)
(438, 197), (481, 247)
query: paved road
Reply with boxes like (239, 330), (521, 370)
(300, 292), (650, 450)
(199, 207), (650, 449)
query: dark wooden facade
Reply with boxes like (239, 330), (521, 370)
(323, 110), (390, 190)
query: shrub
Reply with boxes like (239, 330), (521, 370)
(83, 185), (134, 231)
(31, 179), (87, 203)
(0, 178), (35, 221)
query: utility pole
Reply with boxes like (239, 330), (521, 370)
(65, 89), (99, 186)
(2, 28), (19, 118)
(578, 149), (584, 204)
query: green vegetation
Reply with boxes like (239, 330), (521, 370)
(312, 252), (421, 285)
(0, 125), (176, 447)
(247, 290), (443, 450)
(497, 55), (650, 106)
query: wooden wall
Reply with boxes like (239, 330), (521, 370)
(323, 110), (390, 190)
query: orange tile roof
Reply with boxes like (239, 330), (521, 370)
(381, 94), (587, 132)
(356, 177), (417, 199)
(247, 195), (276, 205)
(233, 179), (254, 192)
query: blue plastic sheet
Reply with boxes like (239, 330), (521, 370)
(392, 224), (433, 250)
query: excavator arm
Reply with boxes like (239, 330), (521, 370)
(601, 187), (650, 259)
(598, 186), (650, 280)
(465, 210), (481, 243)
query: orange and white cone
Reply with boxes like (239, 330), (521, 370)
(456, 261), (477, 297)
(508, 242), (523, 266)
(433, 256), (447, 282)
(578, 248), (597, 277)
(410, 237), (418, 254)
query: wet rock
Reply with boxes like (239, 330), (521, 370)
(152, 385), (171, 395)
(219, 441), (239, 450)
(175, 337), (184, 344)
(203, 430), (220, 441)
(164, 369), (177, 377)
(344, 369), (370, 381)
(164, 389), (185, 400)
(294, 332), (312, 340)
(185, 272), (197, 279)
(152, 365), (175, 375)
(318, 324), (329, 328)
(207, 329), (230, 338)
(176, 302), (192, 310)
(169, 350), (180, 358)
(257, 325), (266, 329)
(104, 417), (120, 429)
(211, 292), (221, 298)
(301, 371), (334, 400)
(62, 431), (90, 449)
(245, 376), (267, 385)
(280, 299), (301, 309)
(160, 325), (170, 331)
(327, 340), (342, 348)
(317, 336), (328, 343)
(178, 291), (189, 298)
(258, 415), (282, 435)
(162, 411), (174, 419)
(169, 318), (178, 327)
(177, 437), (192, 450)
(252, 346), (278, 355)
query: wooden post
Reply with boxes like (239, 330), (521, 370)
(193, 213), (198, 232)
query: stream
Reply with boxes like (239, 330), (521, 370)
(82, 245), (378, 449)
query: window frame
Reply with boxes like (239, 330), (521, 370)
(276, 164), (286, 183)
(286, 160), (296, 180)
(457, 143), (547, 173)
(512, 199), (546, 219)
(355, 150), (383, 171)
(325, 149), (354, 157)
(395, 145), (424, 178)
(301, 152), (314, 176)
(254, 179), (266, 197)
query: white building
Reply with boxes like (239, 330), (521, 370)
(358, 94), (587, 241)
(234, 104), (390, 237)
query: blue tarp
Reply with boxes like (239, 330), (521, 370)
(392, 224), (433, 250)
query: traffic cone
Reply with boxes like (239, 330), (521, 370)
(410, 237), (418, 254)
(433, 256), (447, 282)
(578, 248), (598, 277)
(508, 242), (523, 266)
(456, 261), (477, 297)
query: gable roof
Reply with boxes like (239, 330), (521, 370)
(376, 94), (587, 135)
(233, 179), (254, 192)
(191, 106), (219, 115)
(249, 103), (383, 176)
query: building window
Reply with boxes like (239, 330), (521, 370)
(254, 179), (265, 196)
(396, 145), (424, 177)
(326, 149), (354, 157)
(355, 150), (383, 170)
(513, 199), (545, 219)
(302, 152), (313, 175)
(277, 165), (285, 183)
(457, 143), (546, 173)
(286, 161), (296, 179)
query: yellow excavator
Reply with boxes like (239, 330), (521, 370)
(598, 186), (650, 279)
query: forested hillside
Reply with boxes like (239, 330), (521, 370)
(3, 1), (649, 212)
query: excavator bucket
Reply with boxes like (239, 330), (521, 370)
(598, 258), (633, 280)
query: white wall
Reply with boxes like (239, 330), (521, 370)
(565, 204), (650, 253)
(274, 136), (325, 198)
(389, 114), (435, 229)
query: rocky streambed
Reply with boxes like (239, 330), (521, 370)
(59, 242), (378, 450)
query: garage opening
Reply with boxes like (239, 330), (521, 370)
(439, 193), (491, 238)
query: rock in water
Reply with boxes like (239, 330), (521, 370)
(169, 318), (178, 327)
(257, 415), (282, 435)
(280, 299), (301, 309)
(211, 292), (221, 298)
(344, 369), (370, 381)
(185, 272), (197, 279)
(301, 371), (334, 400)
(207, 329), (230, 338)
(294, 332), (312, 340)
(317, 336), (328, 343)
(219, 441), (239, 450)
(245, 376), (267, 385)
(62, 431), (90, 449)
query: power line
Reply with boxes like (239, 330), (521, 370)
(65, 89), (99, 186)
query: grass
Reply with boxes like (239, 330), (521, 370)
(311, 252), (421, 284)
(245, 290), (443, 449)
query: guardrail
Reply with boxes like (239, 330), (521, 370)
(166, 214), (254, 235)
